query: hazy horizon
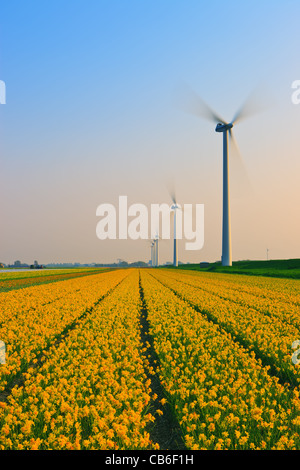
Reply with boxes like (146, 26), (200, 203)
(1, 1), (300, 266)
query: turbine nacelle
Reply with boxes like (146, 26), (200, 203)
(215, 122), (233, 133)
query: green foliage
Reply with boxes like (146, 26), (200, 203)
(165, 259), (300, 280)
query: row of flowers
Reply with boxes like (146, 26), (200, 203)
(152, 270), (300, 386)
(0, 269), (128, 391)
(163, 269), (300, 326)
(140, 269), (300, 450)
(0, 270), (157, 450)
(0, 268), (108, 293)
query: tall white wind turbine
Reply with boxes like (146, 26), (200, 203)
(176, 84), (264, 267)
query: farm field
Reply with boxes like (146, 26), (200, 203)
(1, 268), (300, 450)
(0, 268), (112, 293)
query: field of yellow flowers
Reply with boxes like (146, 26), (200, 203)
(0, 268), (109, 293)
(1, 267), (300, 450)
(150, 269), (300, 387)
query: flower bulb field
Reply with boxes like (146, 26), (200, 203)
(1, 267), (300, 450)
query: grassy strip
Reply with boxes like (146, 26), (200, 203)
(168, 259), (300, 279)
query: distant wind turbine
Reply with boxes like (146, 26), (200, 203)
(148, 239), (156, 267)
(171, 203), (180, 267)
(155, 236), (159, 267)
(176, 83), (268, 266)
(169, 188), (181, 267)
(150, 241), (154, 266)
(151, 240), (156, 267)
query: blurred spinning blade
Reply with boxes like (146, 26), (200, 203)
(174, 81), (226, 124)
(231, 83), (272, 125)
(228, 128), (253, 198)
(173, 81), (272, 199)
(169, 186), (177, 205)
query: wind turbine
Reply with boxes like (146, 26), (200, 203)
(155, 235), (159, 267)
(176, 83), (265, 267)
(148, 239), (156, 266)
(149, 237), (159, 266)
(151, 240), (156, 266)
(169, 188), (182, 267)
(151, 241), (154, 266)
(171, 203), (180, 267)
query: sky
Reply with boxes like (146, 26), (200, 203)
(1, 0), (300, 265)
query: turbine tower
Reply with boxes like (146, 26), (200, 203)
(168, 186), (182, 267)
(170, 199), (181, 267)
(150, 241), (155, 266)
(155, 236), (159, 267)
(176, 84), (262, 266)
(215, 122), (233, 266)
(171, 203), (179, 267)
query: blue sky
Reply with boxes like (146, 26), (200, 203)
(1, 0), (300, 264)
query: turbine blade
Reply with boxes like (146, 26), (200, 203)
(173, 82), (226, 124)
(229, 129), (253, 198)
(231, 83), (272, 125)
(169, 189), (176, 205)
(166, 179), (177, 204)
